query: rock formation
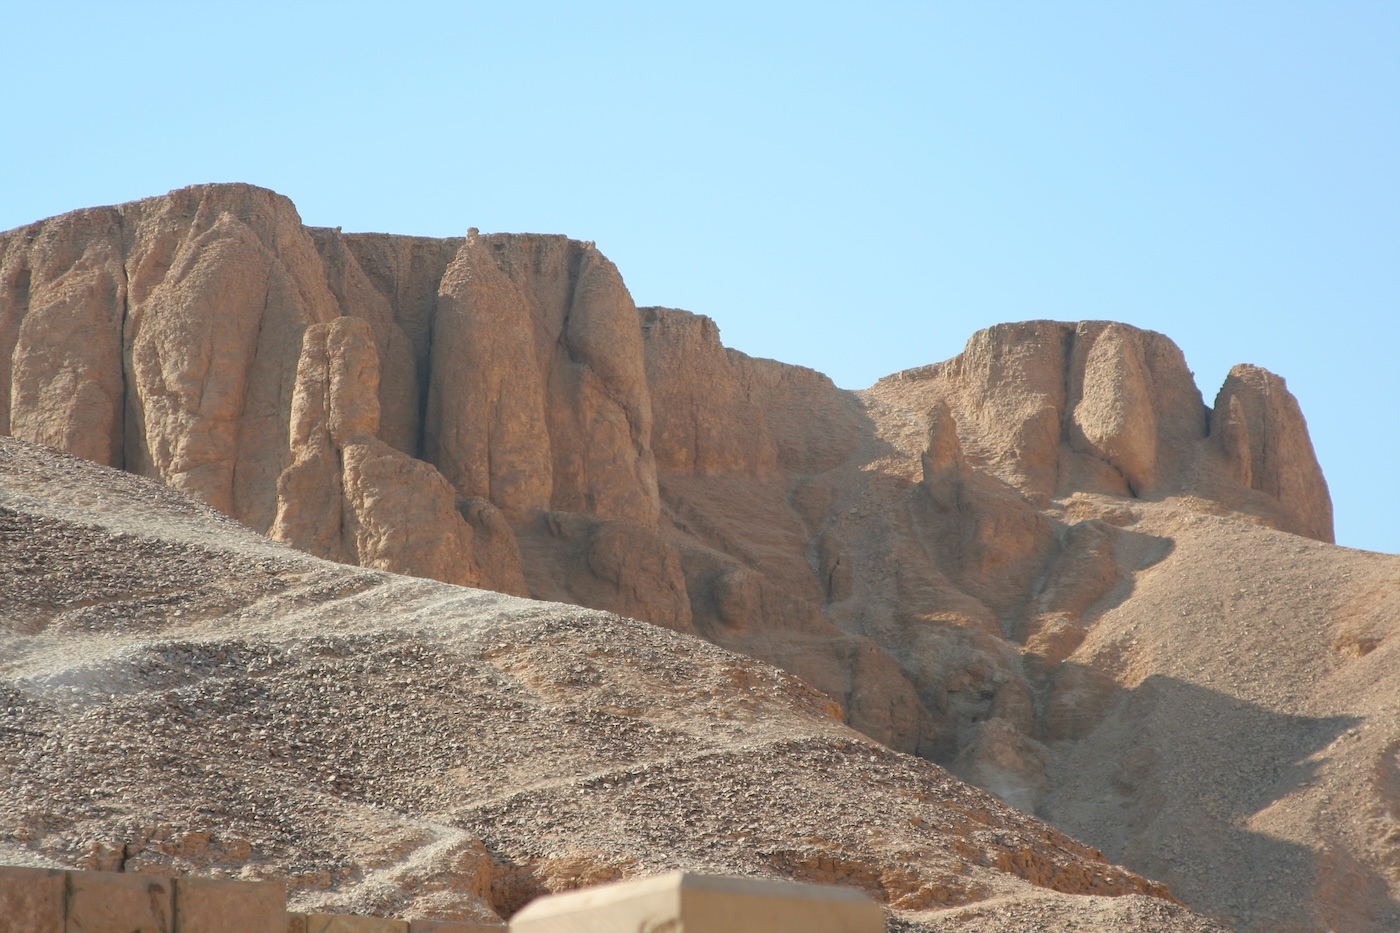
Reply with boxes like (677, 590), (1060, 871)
(269, 316), (513, 590)
(1209, 363), (1334, 543)
(0, 437), (1232, 932)
(3, 184), (1374, 932)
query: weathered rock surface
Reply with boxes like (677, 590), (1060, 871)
(424, 231), (658, 524)
(3, 208), (127, 469)
(270, 316), (506, 590)
(641, 307), (779, 476)
(0, 437), (1221, 932)
(0, 185), (1364, 931)
(1210, 363), (1334, 542)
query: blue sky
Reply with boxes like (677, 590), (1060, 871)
(4, 2), (1397, 552)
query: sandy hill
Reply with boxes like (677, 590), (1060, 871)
(2, 183), (1397, 931)
(0, 437), (1226, 932)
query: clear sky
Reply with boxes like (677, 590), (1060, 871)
(5, 2), (1397, 553)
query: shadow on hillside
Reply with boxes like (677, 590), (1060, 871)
(642, 369), (1400, 929)
(1042, 668), (1391, 932)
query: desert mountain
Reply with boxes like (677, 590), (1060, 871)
(1, 184), (1396, 931)
(0, 436), (1228, 932)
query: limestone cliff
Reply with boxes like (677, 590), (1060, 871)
(0, 184), (1333, 749)
(2, 184), (1350, 930)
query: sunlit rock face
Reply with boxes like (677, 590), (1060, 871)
(6, 184), (1375, 933)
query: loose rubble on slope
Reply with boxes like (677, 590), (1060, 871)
(0, 437), (1231, 932)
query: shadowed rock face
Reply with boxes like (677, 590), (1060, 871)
(3, 183), (1362, 932)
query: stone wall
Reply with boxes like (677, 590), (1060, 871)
(0, 865), (503, 933)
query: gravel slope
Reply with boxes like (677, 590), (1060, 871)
(0, 437), (1230, 931)
(1042, 500), (1400, 933)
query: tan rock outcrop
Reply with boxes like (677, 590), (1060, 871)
(120, 185), (344, 529)
(952, 716), (1053, 814)
(641, 307), (778, 476)
(340, 439), (479, 585)
(338, 231), (463, 422)
(1068, 322), (1160, 496)
(1064, 321), (1207, 498)
(425, 234), (658, 524)
(455, 496), (530, 598)
(1211, 363), (1334, 542)
(731, 352), (866, 476)
(270, 320), (355, 563)
(271, 317), (500, 589)
(2, 208), (127, 468)
(424, 234), (554, 513)
(872, 320), (1218, 507)
(636, 306), (929, 749)
(309, 227), (421, 457)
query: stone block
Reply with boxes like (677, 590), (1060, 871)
(409, 921), (507, 933)
(66, 869), (173, 933)
(508, 870), (883, 933)
(303, 914), (409, 933)
(174, 875), (287, 933)
(0, 865), (65, 933)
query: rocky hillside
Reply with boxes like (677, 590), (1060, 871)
(3, 184), (1395, 931)
(0, 437), (1230, 933)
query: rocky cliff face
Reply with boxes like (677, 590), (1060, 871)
(2, 184), (1352, 930)
(0, 182), (1333, 758)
